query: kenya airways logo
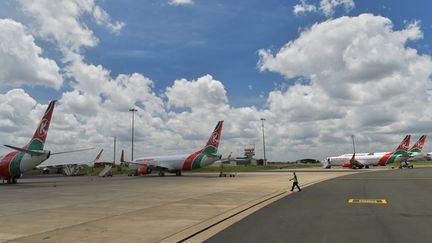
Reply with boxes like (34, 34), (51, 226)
(400, 140), (409, 151)
(210, 131), (219, 145)
(413, 136), (426, 149)
(38, 119), (49, 137)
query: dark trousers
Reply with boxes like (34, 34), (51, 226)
(291, 182), (301, 191)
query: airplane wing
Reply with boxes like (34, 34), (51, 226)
(37, 149), (103, 168)
(119, 150), (174, 172)
(216, 152), (232, 163)
(121, 159), (174, 172)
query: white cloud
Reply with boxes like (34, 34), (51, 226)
(319, 0), (355, 17)
(166, 75), (228, 111)
(0, 89), (37, 133)
(18, 0), (124, 52)
(293, 0), (317, 15)
(92, 5), (125, 34)
(293, 0), (355, 17)
(0, 19), (62, 89)
(258, 14), (432, 158)
(168, 0), (194, 6)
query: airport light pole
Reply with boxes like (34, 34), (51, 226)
(351, 134), (356, 154)
(129, 108), (138, 161)
(260, 118), (267, 166)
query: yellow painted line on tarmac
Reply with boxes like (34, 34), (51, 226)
(348, 199), (388, 204)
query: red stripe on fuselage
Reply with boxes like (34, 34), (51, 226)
(182, 149), (203, 171)
(378, 152), (393, 166)
(0, 151), (18, 178)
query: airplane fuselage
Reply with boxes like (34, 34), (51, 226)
(0, 150), (50, 181)
(131, 151), (221, 173)
(325, 151), (407, 168)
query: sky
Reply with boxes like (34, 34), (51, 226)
(0, 0), (431, 163)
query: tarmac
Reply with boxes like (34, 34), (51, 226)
(207, 167), (432, 243)
(0, 169), (358, 243)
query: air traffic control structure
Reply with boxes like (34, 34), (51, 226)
(234, 148), (257, 166)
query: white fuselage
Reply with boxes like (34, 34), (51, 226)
(408, 152), (428, 162)
(324, 152), (397, 167)
(325, 153), (383, 166)
(132, 153), (220, 172)
(20, 153), (50, 172)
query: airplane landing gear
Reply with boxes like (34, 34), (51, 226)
(5, 177), (17, 184)
(175, 170), (182, 176)
(158, 171), (165, 176)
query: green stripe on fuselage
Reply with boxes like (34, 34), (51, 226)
(203, 145), (217, 155)
(27, 139), (44, 151)
(387, 151), (408, 164)
(10, 152), (25, 177)
(409, 148), (421, 153)
(191, 153), (205, 170)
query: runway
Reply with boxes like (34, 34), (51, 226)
(207, 167), (432, 243)
(0, 170), (355, 242)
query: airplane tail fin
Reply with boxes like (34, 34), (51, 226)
(202, 120), (224, 155)
(26, 100), (57, 150)
(394, 135), (411, 152)
(409, 135), (427, 153)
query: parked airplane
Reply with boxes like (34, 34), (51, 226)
(0, 100), (56, 183)
(407, 135), (427, 161)
(121, 120), (224, 176)
(37, 149), (103, 175)
(323, 135), (411, 169)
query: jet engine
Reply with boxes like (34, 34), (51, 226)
(137, 165), (152, 175)
(342, 161), (351, 167)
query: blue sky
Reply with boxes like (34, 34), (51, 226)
(84, 0), (431, 107)
(1, 0), (432, 162)
(4, 0), (430, 107)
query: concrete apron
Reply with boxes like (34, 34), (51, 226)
(0, 171), (358, 243)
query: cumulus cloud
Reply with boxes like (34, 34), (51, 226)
(259, 14), (432, 157)
(293, 0), (355, 17)
(293, 0), (317, 15)
(166, 75), (228, 111)
(168, 0), (194, 6)
(319, 0), (355, 17)
(0, 19), (62, 89)
(18, 0), (124, 52)
(258, 14), (427, 101)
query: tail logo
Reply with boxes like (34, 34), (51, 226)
(412, 135), (426, 150)
(38, 119), (49, 137)
(396, 135), (411, 151)
(210, 132), (219, 145)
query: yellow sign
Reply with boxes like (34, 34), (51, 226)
(348, 199), (387, 204)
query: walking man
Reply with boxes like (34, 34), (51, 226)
(290, 172), (301, 192)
